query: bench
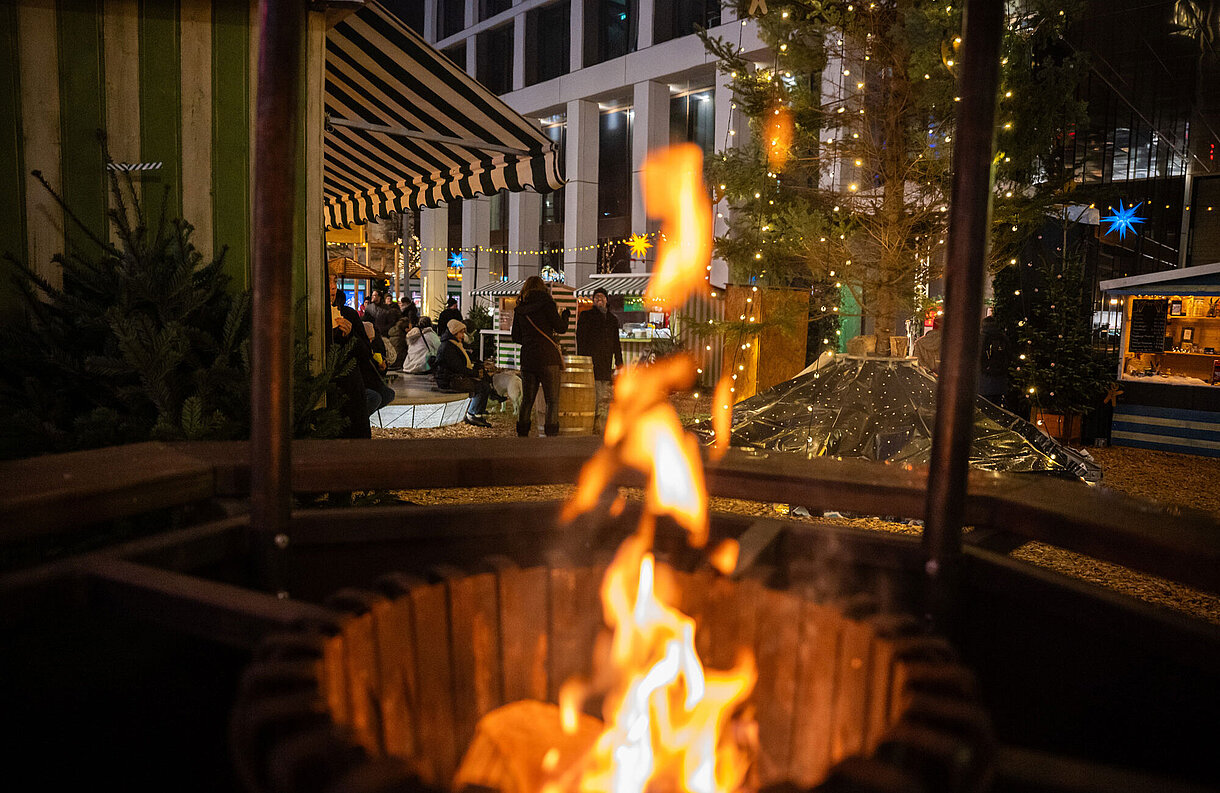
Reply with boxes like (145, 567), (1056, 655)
(378, 372), (472, 428)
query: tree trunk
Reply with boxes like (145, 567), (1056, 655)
(870, 0), (913, 357)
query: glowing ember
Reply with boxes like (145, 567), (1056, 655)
(763, 104), (793, 172)
(554, 145), (757, 793)
(710, 376), (735, 462)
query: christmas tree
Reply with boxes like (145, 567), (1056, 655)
(702, 0), (1088, 355)
(993, 250), (1112, 417)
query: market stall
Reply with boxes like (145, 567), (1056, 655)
(1100, 262), (1220, 456)
(573, 273), (723, 383)
(471, 279), (576, 370)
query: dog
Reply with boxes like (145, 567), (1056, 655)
(491, 371), (523, 416)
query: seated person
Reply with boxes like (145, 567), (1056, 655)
(403, 316), (441, 373)
(386, 316), (410, 370)
(434, 319), (503, 427)
(364, 321), (388, 373)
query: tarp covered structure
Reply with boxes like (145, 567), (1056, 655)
(691, 356), (1101, 482)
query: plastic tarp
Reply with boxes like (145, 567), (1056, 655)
(691, 355), (1101, 483)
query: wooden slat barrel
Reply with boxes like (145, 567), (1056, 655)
(556, 355), (596, 436)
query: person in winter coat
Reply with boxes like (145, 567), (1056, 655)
(978, 315), (1012, 408)
(374, 297), (401, 338)
(329, 275), (387, 438)
(511, 275), (571, 437)
(437, 297), (462, 334)
(435, 319), (502, 427)
(914, 314), (943, 374)
(402, 317), (441, 373)
(400, 297), (421, 328)
(576, 286), (624, 433)
(364, 321), (388, 373)
(387, 317), (410, 370)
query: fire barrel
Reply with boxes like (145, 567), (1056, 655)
(231, 559), (993, 793)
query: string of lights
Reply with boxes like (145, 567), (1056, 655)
(362, 229), (668, 257)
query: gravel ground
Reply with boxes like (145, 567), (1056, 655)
(374, 396), (1220, 624)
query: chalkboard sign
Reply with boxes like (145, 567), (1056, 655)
(1129, 298), (1168, 353)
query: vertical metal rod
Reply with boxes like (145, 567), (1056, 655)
(922, 0), (1005, 631)
(250, 0), (304, 595)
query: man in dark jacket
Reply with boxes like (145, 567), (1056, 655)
(576, 287), (624, 433)
(437, 297), (462, 333)
(435, 319), (500, 427)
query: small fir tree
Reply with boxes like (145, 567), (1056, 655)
(992, 253), (1112, 416)
(0, 150), (349, 460)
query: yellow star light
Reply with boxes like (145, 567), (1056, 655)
(627, 233), (653, 258)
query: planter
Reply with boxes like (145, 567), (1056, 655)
(1034, 410), (1083, 443)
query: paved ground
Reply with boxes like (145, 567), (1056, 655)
(373, 393), (1220, 625)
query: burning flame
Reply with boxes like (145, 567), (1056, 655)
(643, 144), (712, 307)
(555, 145), (757, 793)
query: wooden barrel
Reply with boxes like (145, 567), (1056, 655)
(557, 354), (596, 436)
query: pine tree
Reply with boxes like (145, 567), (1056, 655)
(0, 146), (349, 460)
(993, 251), (1112, 417)
(702, 0), (1087, 355)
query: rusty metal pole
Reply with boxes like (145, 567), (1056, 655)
(922, 0), (1005, 631)
(250, 0), (304, 595)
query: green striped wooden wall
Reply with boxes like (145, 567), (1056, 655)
(0, 0), (326, 357)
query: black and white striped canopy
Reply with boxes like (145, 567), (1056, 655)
(471, 279), (527, 297)
(324, 2), (564, 228)
(574, 275), (655, 297)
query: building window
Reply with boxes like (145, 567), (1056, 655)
(653, 0), (720, 45)
(526, 0), (570, 86)
(479, 0), (511, 21)
(585, 0), (637, 67)
(670, 89), (714, 157)
(477, 24), (513, 95)
(439, 0), (466, 39)
(598, 107), (632, 222)
(382, 0), (424, 33)
(541, 115), (566, 226)
(488, 190), (509, 280)
(443, 41), (467, 72)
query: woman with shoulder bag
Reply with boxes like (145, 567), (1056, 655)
(510, 275), (571, 437)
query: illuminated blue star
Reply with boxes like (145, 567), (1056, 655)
(449, 252), (465, 269)
(1101, 201), (1146, 240)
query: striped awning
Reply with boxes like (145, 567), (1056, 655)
(574, 275), (654, 297)
(471, 279), (527, 297)
(323, 2), (564, 228)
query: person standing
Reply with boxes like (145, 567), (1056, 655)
(914, 314), (943, 374)
(576, 287), (623, 434)
(511, 276), (571, 437)
(437, 296), (462, 333)
(978, 315), (1012, 408)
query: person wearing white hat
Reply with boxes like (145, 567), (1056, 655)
(435, 319), (502, 427)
